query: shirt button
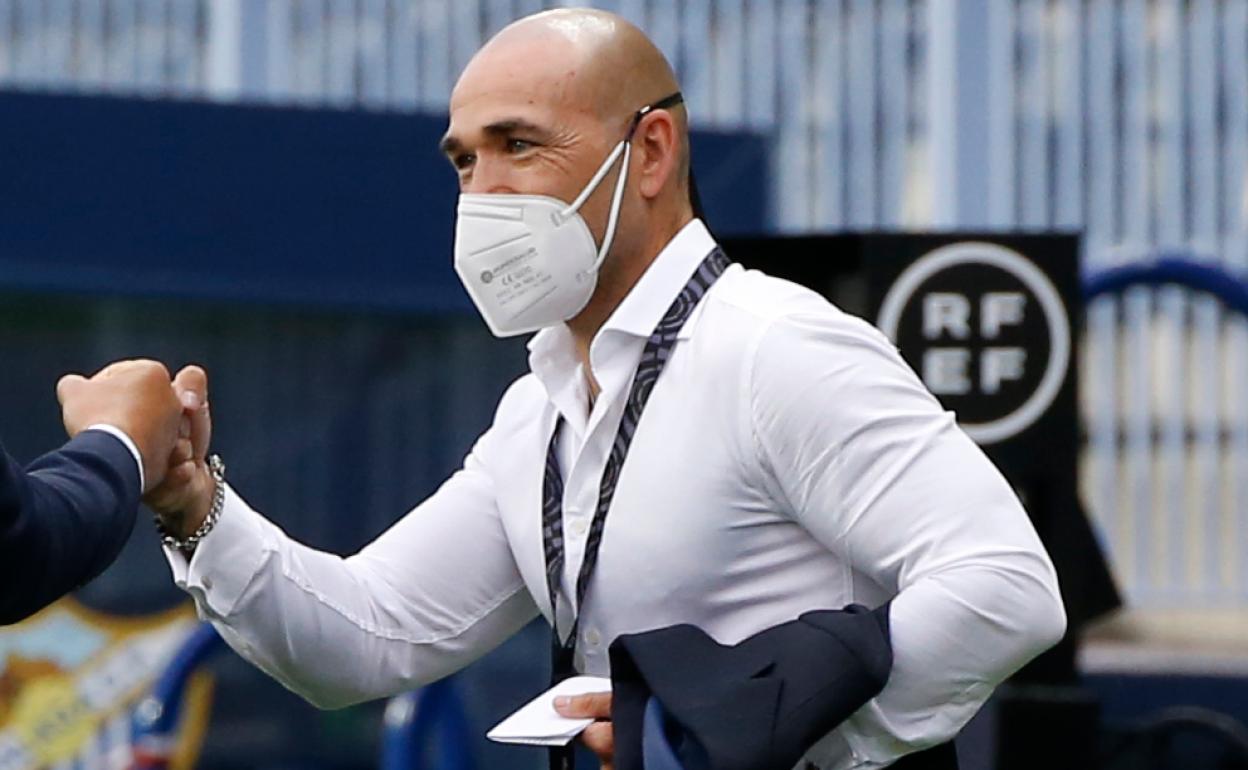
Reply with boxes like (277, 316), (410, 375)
(570, 519), (589, 537)
(202, 576), (214, 590)
(585, 628), (602, 647)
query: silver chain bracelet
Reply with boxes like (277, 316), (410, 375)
(155, 454), (226, 552)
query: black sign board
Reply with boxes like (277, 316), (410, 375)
(868, 236), (1080, 482)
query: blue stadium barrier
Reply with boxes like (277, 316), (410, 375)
(380, 680), (476, 770)
(132, 623), (228, 768)
(133, 622), (477, 770)
(1083, 255), (1248, 315)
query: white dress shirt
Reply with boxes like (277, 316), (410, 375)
(164, 219), (1065, 768)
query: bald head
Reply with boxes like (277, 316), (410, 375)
(443, 8), (691, 202)
(472, 9), (683, 121)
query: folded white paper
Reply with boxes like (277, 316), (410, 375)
(486, 675), (613, 747)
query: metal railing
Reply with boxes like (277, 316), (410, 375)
(0, 0), (933, 233)
(1081, 257), (1248, 606)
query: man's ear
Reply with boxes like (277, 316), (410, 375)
(635, 110), (679, 201)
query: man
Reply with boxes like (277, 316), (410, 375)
(0, 361), (203, 624)
(146, 9), (1065, 768)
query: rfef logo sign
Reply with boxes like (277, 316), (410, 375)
(877, 241), (1072, 445)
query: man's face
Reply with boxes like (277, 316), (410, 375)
(441, 40), (625, 244)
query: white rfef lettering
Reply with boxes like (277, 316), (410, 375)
(981, 292), (1026, 338)
(922, 293), (971, 340)
(923, 348), (972, 395)
(981, 347), (1027, 394)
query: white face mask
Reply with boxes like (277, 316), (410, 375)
(453, 92), (685, 337)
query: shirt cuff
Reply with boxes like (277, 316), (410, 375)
(798, 726), (882, 770)
(162, 483), (274, 619)
(85, 424), (144, 491)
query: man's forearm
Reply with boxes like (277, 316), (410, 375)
(166, 484), (537, 708)
(825, 558), (1065, 768)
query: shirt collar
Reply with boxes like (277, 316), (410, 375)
(594, 217), (718, 340)
(526, 218), (718, 421)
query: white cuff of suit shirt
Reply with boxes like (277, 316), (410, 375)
(85, 423), (145, 492)
(163, 484), (272, 619)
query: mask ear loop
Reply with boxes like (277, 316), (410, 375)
(551, 92), (683, 225)
(559, 139), (628, 221)
(586, 141), (632, 272)
(561, 96), (677, 276)
(557, 139), (630, 280)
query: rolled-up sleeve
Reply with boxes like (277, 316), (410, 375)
(164, 428), (538, 710)
(748, 311), (1066, 768)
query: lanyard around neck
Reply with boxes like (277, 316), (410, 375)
(540, 246), (732, 671)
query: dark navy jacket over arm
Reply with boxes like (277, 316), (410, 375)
(0, 431), (142, 624)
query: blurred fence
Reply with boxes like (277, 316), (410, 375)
(0, 0), (933, 231)
(983, 1), (1248, 608)
(2, 0), (1248, 607)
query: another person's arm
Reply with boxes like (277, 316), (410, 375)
(749, 311), (1066, 768)
(0, 434), (140, 623)
(0, 360), (188, 624)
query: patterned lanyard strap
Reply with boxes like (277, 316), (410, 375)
(541, 246), (732, 674)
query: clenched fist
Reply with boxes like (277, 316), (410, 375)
(144, 366), (215, 539)
(56, 360), (190, 493)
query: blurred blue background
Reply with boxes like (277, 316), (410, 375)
(2, 1), (1248, 769)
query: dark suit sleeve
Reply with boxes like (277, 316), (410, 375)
(0, 430), (142, 624)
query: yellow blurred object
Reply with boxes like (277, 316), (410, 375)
(0, 598), (210, 770)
